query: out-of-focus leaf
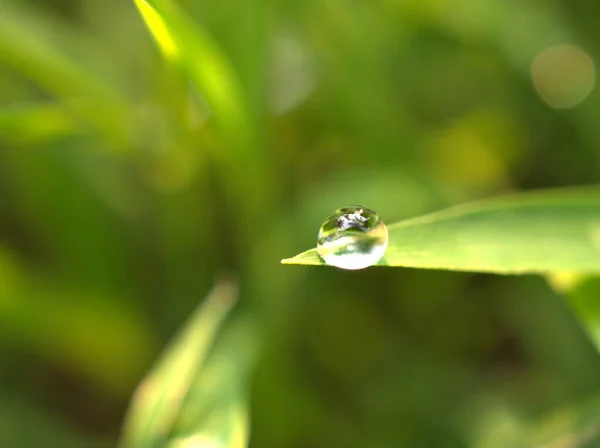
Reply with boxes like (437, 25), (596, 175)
(133, 0), (273, 240)
(0, 5), (130, 147)
(527, 392), (600, 448)
(167, 317), (257, 448)
(549, 275), (600, 351)
(133, 0), (250, 141)
(282, 187), (600, 274)
(0, 143), (138, 290)
(0, 248), (159, 396)
(0, 103), (79, 144)
(119, 278), (238, 448)
(464, 393), (600, 448)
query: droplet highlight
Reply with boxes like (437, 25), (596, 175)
(317, 206), (388, 270)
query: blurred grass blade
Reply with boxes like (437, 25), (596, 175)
(133, 0), (252, 145)
(0, 103), (79, 144)
(525, 391), (600, 447)
(133, 0), (273, 237)
(167, 317), (257, 448)
(119, 278), (238, 448)
(549, 275), (600, 351)
(0, 6), (130, 147)
(282, 187), (600, 274)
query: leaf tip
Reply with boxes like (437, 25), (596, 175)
(134, 0), (180, 61)
(280, 249), (325, 266)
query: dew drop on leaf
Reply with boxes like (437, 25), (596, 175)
(316, 206), (388, 270)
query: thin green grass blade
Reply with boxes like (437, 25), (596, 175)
(549, 275), (600, 351)
(525, 391), (600, 447)
(0, 7), (130, 147)
(133, 0), (251, 141)
(133, 0), (274, 239)
(282, 187), (600, 274)
(0, 103), (79, 144)
(167, 318), (257, 448)
(119, 278), (238, 448)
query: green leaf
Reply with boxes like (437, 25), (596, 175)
(133, 0), (252, 146)
(549, 275), (600, 351)
(133, 0), (274, 240)
(167, 318), (257, 448)
(0, 6), (130, 147)
(0, 103), (79, 144)
(119, 278), (238, 448)
(526, 391), (600, 447)
(282, 187), (600, 274)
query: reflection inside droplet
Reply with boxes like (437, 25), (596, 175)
(317, 206), (388, 270)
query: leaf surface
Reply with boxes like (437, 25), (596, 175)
(282, 187), (600, 274)
(119, 279), (238, 448)
(134, 0), (274, 239)
(0, 6), (130, 146)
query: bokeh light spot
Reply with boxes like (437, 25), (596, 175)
(268, 32), (317, 115)
(531, 44), (595, 109)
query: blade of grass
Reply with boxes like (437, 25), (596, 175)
(133, 0), (274, 241)
(0, 246), (159, 397)
(0, 6), (130, 148)
(282, 187), (600, 274)
(119, 278), (238, 448)
(167, 317), (257, 448)
(0, 103), (80, 144)
(549, 275), (600, 351)
(527, 392), (600, 448)
(133, 0), (250, 141)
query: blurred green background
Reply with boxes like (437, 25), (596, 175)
(2, 0), (600, 447)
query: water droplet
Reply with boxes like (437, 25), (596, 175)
(317, 206), (388, 270)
